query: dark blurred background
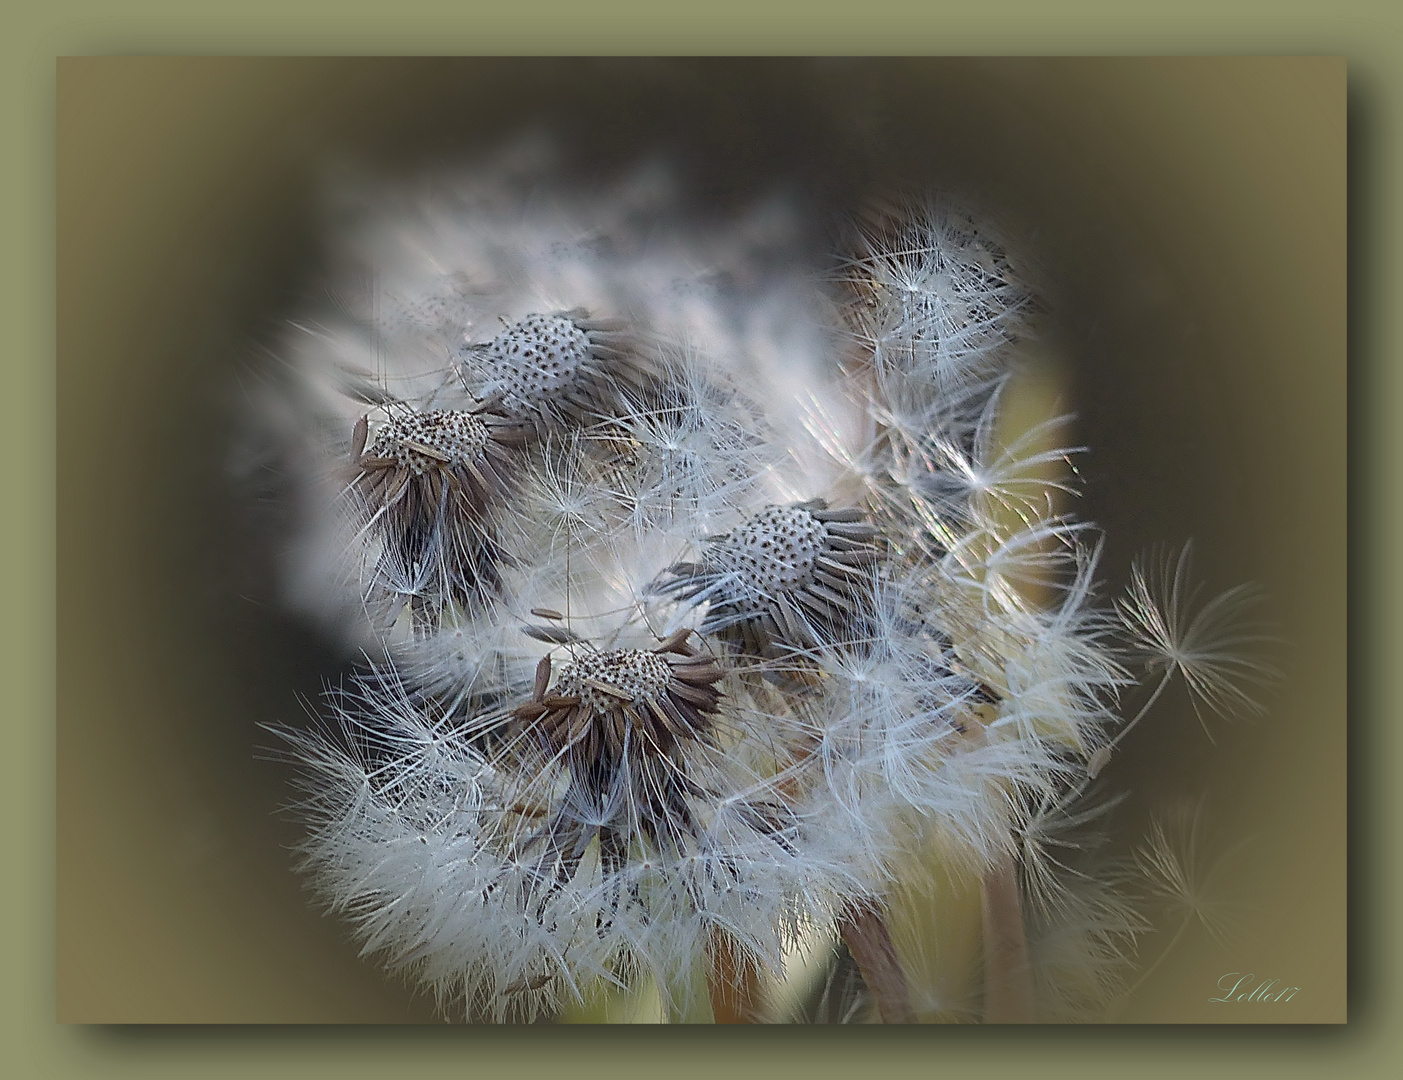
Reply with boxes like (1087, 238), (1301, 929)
(56, 58), (1344, 1022)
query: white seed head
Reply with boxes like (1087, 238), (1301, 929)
(260, 153), (1271, 1024)
(658, 501), (882, 657)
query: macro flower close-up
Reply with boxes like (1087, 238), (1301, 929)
(253, 134), (1287, 1024)
(58, 58), (1345, 1025)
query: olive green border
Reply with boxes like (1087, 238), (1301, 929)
(9, 2), (1396, 1078)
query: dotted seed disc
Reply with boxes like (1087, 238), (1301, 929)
(710, 506), (827, 611)
(369, 410), (491, 475)
(556, 649), (673, 711)
(486, 314), (592, 407)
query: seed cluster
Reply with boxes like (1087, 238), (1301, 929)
(512, 644), (725, 781)
(368, 410), (492, 474)
(485, 314), (592, 409)
(657, 501), (882, 657)
(351, 407), (511, 624)
(555, 649), (675, 712)
(279, 183), (1217, 1025)
(272, 176), (1256, 1026)
(709, 506), (829, 612)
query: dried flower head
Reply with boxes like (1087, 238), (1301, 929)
(349, 405), (528, 627)
(459, 310), (659, 433)
(258, 150), (1272, 1024)
(658, 501), (881, 658)
(280, 623), (879, 1022)
(841, 198), (1034, 420)
(509, 634), (725, 850)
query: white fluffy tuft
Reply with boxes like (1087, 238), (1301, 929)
(254, 147), (1269, 1022)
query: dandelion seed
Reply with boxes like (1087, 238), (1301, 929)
(1121, 797), (1253, 1006)
(1025, 864), (1146, 1020)
(1091, 543), (1278, 769)
(1133, 797), (1250, 947)
(1117, 543), (1276, 724)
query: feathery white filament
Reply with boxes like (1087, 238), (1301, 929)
(259, 149), (1270, 1023)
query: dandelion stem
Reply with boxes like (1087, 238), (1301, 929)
(981, 853), (1036, 1023)
(663, 946), (716, 1024)
(838, 901), (916, 1024)
(707, 929), (762, 1024)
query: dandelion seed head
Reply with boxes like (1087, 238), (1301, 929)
(256, 147), (1274, 1022)
(841, 199), (1033, 400)
(659, 501), (881, 656)
(367, 409), (492, 473)
(461, 310), (655, 431)
(557, 649), (677, 712)
(712, 506), (830, 609)
(484, 312), (592, 400)
(516, 641), (725, 784)
(347, 404), (521, 628)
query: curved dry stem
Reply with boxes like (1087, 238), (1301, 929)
(838, 901), (916, 1024)
(981, 853), (1036, 1023)
(706, 929), (763, 1024)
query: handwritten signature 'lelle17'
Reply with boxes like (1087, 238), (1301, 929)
(1210, 973), (1300, 1003)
